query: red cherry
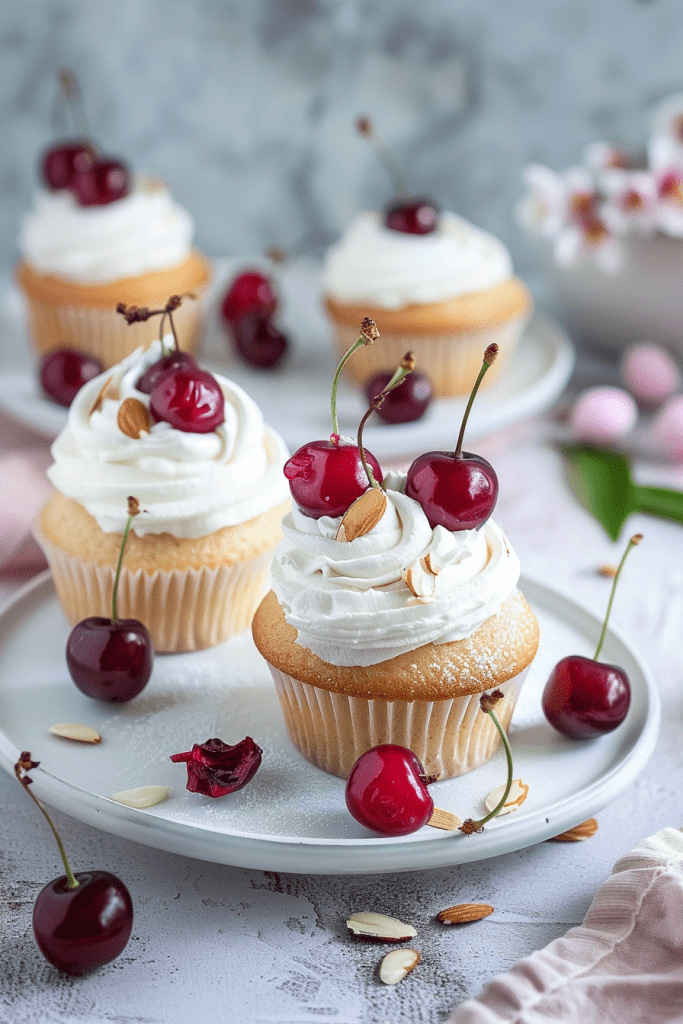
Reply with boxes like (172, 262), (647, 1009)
(284, 439), (383, 518)
(33, 870), (133, 975)
(41, 141), (95, 190)
(542, 655), (631, 739)
(405, 451), (498, 531)
(135, 351), (197, 394)
(384, 198), (439, 235)
(40, 348), (103, 407)
(232, 312), (288, 368)
(366, 371), (432, 424)
(170, 737), (263, 797)
(221, 271), (277, 324)
(71, 158), (130, 206)
(345, 745), (434, 836)
(66, 617), (153, 703)
(150, 367), (225, 433)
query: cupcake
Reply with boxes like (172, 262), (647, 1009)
(322, 208), (532, 397)
(36, 339), (289, 652)
(17, 168), (211, 370)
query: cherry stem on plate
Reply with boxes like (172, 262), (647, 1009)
(330, 317), (379, 439)
(459, 691), (513, 835)
(357, 351), (415, 487)
(15, 752), (79, 889)
(57, 68), (90, 140)
(593, 533), (642, 661)
(356, 116), (410, 201)
(111, 498), (140, 625)
(454, 343), (498, 458)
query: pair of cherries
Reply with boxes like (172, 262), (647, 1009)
(221, 270), (288, 368)
(42, 140), (129, 206)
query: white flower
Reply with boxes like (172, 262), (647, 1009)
(600, 169), (659, 235)
(648, 135), (683, 237)
(583, 141), (631, 177)
(649, 93), (683, 150)
(553, 216), (623, 274)
(516, 164), (567, 239)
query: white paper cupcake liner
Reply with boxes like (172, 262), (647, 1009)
(267, 664), (528, 779)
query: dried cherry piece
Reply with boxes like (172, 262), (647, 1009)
(170, 737), (262, 797)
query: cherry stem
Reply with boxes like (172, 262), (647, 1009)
(454, 344), (498, 458)
(112, 498), (139, 625)
(593, 533), (642, 661)
(356, 352), (415, 487)
(57, 68), (90, 140)
(459, 697), (513, 835)
(15, 753), (79, 889)
(116, 295), (183, 355)
(330, 319), (378, 438)
(357, 116), (410, 201)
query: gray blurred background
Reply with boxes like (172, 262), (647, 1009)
(2, 0), (682, 301)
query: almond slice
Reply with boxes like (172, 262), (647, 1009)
(422, 552), (441, 575)
(379, 948), (420, 985)
(427, 808), (462, 831)
(335, 488), (386, 542)
(403, 560), (437, 599)
(117, 397), (151, 439)
(436, 902), (494, 924)
(49, 723), (101, 744)
(346, 912), (416, 942)
(110, 786), (169, 809)
(484, 778), (529, 816)
(89, 374), (116, 416)
(548, 818), (598, 842)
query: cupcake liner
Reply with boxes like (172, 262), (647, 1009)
(330, 313), (529, 398)
(36, 529), (274, 653)
(267, 664), (528, 779)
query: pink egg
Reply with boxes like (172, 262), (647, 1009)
(651, 394), (683, 461)
(621, 342), (682, 407)
(569, 386), (638, 442)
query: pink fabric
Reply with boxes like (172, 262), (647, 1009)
(0, 412), (52, 573)
(449, 827), (683, 1024)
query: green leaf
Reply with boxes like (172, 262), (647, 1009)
(563, 446), (636, 541)
(635, 485), (683, 527)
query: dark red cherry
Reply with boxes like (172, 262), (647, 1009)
(366, 371), (432, 424)
(170, 737), (263, 797)
(66, 617), (153, 703)
(150, 367), (225, 433)
(232, 312), (288, 368)
(384, 198), (439, 235)
(542, 655), (631, 739)
(42, 141), (95, 190)
(33, 870), (133, 976)
(71, 158), (130, 206)
(405, 451), (498, 531)
(221, 271), (277, 324)
(40, 348), (103, 407)
(284, 439), (383, 519)
(135, 351), (197, 394)
(345, 744), (434, 836)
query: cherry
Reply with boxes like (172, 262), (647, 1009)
(40, 348), (103, 406)
(66, 498), (153, 702)
(71, 158), (130, 206)
(170, 737), (263, 797)
(15, 753), (133, 975)
(345, 745), (435, 836)
(150, 367), (224, 433)
(221, 270), (278, 324)
(285, 439), (382, 519)
(384, 198), (439, 236)
(366, 370), (432, 424)
(42, 141), (95, 190)
(232, 311), (288, 368)
(542, 535), (640, 740)
(135, 350), (197, 395)
(405, 344), (499, 531)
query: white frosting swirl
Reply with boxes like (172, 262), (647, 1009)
(47, 340), (289, 538)
(271, 473), (520, 666)
(322, 210), (514, 309)
(19, 176), (194, 283)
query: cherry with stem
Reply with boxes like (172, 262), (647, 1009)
(459, 691), (514, 835)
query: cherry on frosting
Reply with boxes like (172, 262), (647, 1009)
(149, 367), (225, 433)
(42, 141), (95, 191)
(71, 158), (130, 206)
(384, 198), (440, 236)
(135, 351), (197, 395)
(284, 439), (383, 519)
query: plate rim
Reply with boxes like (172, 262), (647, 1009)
(0, 570), (661, 874)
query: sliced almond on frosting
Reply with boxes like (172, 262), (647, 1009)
(49, 723), (101, 744)
(346, 912), (416, 942)
(117, 397), (151, 439)
(89, 374), (117, 416)
(422, 552), (441, 575)
(110, 785), (169, 808)
(403, 560), (437, 598)
(335, 488), (386, 542)
(484, 778), (529, 816)
(379, 948), (420, 985)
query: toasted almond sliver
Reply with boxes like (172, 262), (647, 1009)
(346, 912), (416, 942)
(422, 552), (441, 575)
(436, 902), (494, 924)
(548, 818), (599, 842)
(379, 948), (420, 985)
(117, 397), (151, 439)
(427, 807), (462, 831)
(335, 488), (387, 542)
(89, 374), (116, 416)
(484, 778), (529, 816)
(49, 723), (101, 744)
(110, 786), (169, 809)
(403, 561), (437, 599)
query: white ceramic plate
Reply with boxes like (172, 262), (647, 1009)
(0, 572), (659, 875)
(0, 261), (574, 457)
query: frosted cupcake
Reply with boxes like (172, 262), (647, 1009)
(36, 338), (289, 652)
(17, 173), (211, 369)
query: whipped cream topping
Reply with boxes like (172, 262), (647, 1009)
(322, 210), (514, 309)
(48, 340), (289, 538)
(271, 473), (520, 666)
(19, 176), (194, 283)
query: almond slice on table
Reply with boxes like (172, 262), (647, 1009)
(548, 818), (599, 842)
(379, 948), (420, 985)
(436, 903), (494, 924)
(484, 778), (529, 816)
(346, 912), (416, 942)
(117, 397), (152, 439)
(110, 786), (170, 809)
(335, 488), (386, 542)
(49, 723), (101, 744)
